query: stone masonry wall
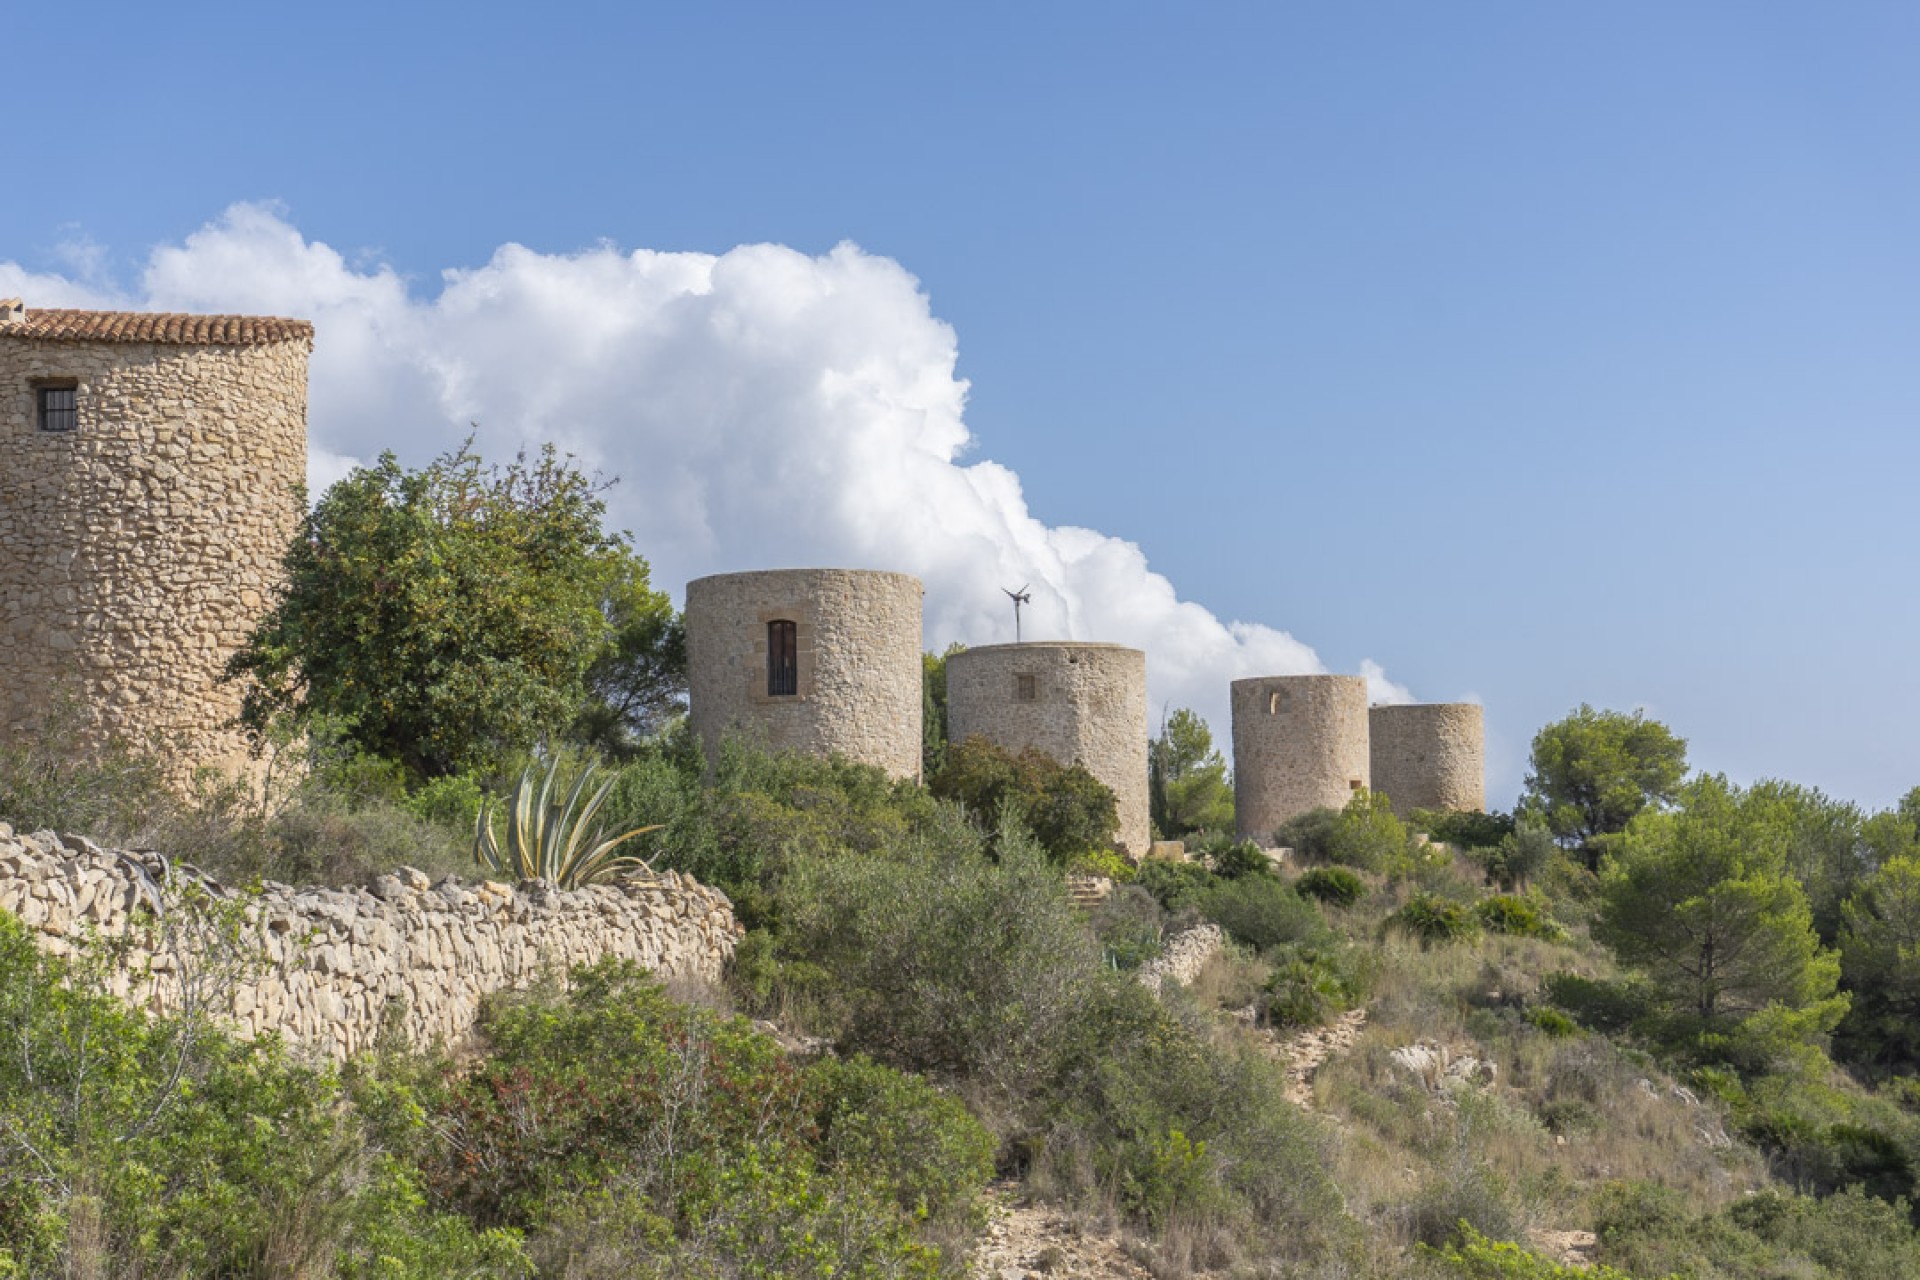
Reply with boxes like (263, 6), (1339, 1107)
(1232, 675), (1371, 843)
(1370, 702), (1486, 817)
(0, 316), (309, 783)
(947, 642), (1150, 855)
(0, 825), (738, 1062)
(686, 568), (924, 780)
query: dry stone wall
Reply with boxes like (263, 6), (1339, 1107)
(1370, 702), (1486, 817)
(1232, 675), (1371, 843)
(946, 642), (1150, 855)
(0, 308), (309, 784)
(686, 568), (924, 780)
(0, 824), (739, 1062)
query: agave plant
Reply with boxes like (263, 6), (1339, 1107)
(473, 757), (661, 887)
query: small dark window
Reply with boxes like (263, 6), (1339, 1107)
(1015, 673), (1037, 703)
(767, 620), (798, 696)
(36, 383), (77, 433)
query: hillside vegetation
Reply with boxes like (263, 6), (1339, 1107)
(4, 450), (1919, 1277)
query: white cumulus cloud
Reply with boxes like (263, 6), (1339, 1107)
(5, 203), (1415, 738)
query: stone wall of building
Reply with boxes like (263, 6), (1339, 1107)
(0, 824), (739, 1061)
(946, 642), (1150, 855)
(685, 568), (924, 780)
(1232, 674), (1371, 843)
(0, 307), (310, 783)
(1369, 702), (1486, 817)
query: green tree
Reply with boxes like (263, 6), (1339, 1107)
(1837, 854), (1920, 1073)
(1595, 775), (1847, 1067)
(230, 442), (671, 781)
(569, 560), (687, 761)
(1521, 704), (1688, 864)
(1149, 707), (1234, 837)
(920, 643), (964, 778)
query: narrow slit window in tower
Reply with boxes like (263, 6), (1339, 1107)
(35, 382), (77, 433)
(767, 620), (798, 696)
(1015, 673), (1037, 703)
(1269, 689), (1290, 715)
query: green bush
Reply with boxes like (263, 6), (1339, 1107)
(1405, 1158), (1520, 1249)
(1036, 983), (1343, 1264)
(1273, 806), (1341, 861)
(1475, 894), (1566, 940)
(0, 913), (521, 1278)
(1262, 942), (1374, 1029)
(1527, 1007), (1579, 1038)
(804, 1055), (994, 1231)
(1386, 893), (1480, 947)
(930, 735), (1119, 860)
(1136, 858), (1215, 912)
(779, 818), (1105, 1113)
(1089, 885), (1168, 972)
(1412, 809), (1516, 852)
(1194, 875), (1331, 952)
(1421, 1224), (1652, 1279)
(418, 961), (942, 1276)
(1295, 865), (1366, 908)
(1542, 973), (1655, 1035)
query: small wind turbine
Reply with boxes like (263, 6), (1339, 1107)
(1002, 585), (1031, 643)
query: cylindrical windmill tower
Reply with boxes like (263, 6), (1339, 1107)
(945, 642), (1150, 855)
(1231, 674), (1371, 843)
(940, 640), (1136, 859)
(0, 302), (311, 782)
(1369, 702), (1486, 817)
(684, 568), (924, 780)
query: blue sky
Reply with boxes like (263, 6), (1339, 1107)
(7, 2), (1919, 811)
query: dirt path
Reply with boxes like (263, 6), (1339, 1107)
(1267, 1007), (1369, 1109)
(967, 1183), (1154, 1280)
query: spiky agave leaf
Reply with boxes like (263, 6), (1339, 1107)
(474, 757), (660, 887)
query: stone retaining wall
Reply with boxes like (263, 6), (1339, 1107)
(0, 824), (739, 1061)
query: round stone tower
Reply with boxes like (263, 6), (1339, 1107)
(0, 302), (311, 782)
(1231, 674), (1371, 844)
(1369, 702), (1485, 818)
(945, 642), (1150, 855)
(685, 568), (924, 780)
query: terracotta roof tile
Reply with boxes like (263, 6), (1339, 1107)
(0, 308), (313, 346)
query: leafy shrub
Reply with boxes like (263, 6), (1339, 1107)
(1405, 1158), (1520, 1248)
(0, 913), (520, 1278)
(1067, 845), (1137, 883)
(1272, 806), (1341, 861)
(1412, 808), (1516, 851)
(779, 819), (1105, 1113)
(1295, 865), (1366, 907)
(1035, 983), (1343, 1264)
(1262, 942), (1374, 1029)
(804, 1055), (994, 1232)
(930, 735), (1118, 860)
(1089, 885), (1167, 972)
(1189, 832), (1270, 879)
(419, 961), (943, 1276)
(1527, 1007), (1579, 1038)
(1475, 894), (1566, 940)
(1386, 893), (1480, 947)
(1480, 820), (1557, 891)
(1542, 972), (1655, 1035)
(1421, 1225), (1650, 1279)
(1136, 858), (1215, 913)
(1194, 875), (1331, 952)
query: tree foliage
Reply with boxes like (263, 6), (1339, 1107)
(1837, 854), (1920, 1073)
(1595, 775), (1846, 1067)
(1521, 705), (1688, 860)
(231, 442), (677, 781)
(1149, 708), (1234, 837)
(929, 735), (1118, 860)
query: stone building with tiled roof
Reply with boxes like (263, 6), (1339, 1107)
(0, 299), (311, 783)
